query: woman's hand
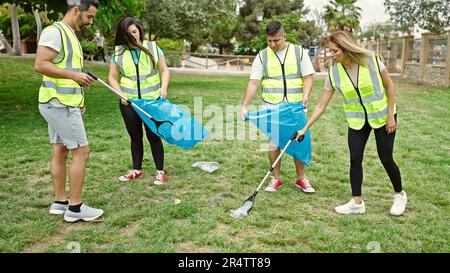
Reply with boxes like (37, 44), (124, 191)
(302, 96), (308, 109)
(240, 106), (248, 121)
(160, 89), (168, 98)
(386, 114), (396, 134)
(295, 127), (307, 140)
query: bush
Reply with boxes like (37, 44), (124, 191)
(81, 40), (97, 53)
(156, 38), (183, 52)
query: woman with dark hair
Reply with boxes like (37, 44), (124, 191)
(296, 31), (407, 216)
(108, 16), (170, 185)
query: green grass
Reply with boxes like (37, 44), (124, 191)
(0, 56), (449, 253)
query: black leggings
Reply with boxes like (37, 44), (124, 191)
(119, 102), (164, 171)
(348, 116), (402, 196)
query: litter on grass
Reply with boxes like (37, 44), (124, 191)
(192, 162), (219, 173)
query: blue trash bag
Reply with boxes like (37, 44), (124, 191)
(130, 98), (209, 150)
(246, 102), (312, 166)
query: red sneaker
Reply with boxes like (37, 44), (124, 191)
(119, 170), (143, 181)
(154, 170), (166, 185)
(264, 177), (282, 192)
(295, 177), (315, 193)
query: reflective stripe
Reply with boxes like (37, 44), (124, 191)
(344, 93), (385, 104)
(117, 50), (126, 76)
(367, 55), (384, 99)
(332, 60), (385, 105)
(123, 71), (158, 81)
(148, 41), (155, 57)
(115, 43), (159, 81)
(41, 81), (82, 94)
(55, 23), (73, 69)
(262, 87), (303, 94)
(262, 48), (268, 77)
(54, 22), (82, 71)
(332, 65), (341, 93)
(346, 107), (388, 119)
(294, 45), (302, 76)
(264, 73), (301, 80)
(120, 84), (161, 95)
(332, 64), (357, 104)
(261, 45), (302, 79)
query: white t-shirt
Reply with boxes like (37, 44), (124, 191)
(250, 45), (315, 80)
(38, 22), (78, 63)
(324, 60), (386, 92)
(38, 22), (79, 107)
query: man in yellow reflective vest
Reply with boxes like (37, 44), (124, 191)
(35, 0), (103, 222)
(240, 21), (316, 193)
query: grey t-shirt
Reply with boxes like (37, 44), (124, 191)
(324, 60), (385, 92)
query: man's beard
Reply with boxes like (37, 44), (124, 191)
(77, 14), (90, 31)
(80, 24), (90, 31)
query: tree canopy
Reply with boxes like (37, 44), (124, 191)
(323, 0), (362, 33)
(385, 0), (450, 34)
(236, 0), (308, 43)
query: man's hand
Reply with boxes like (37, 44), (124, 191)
(120, 98), (129, 105)
(80, 107), (86, 116)
(73, 73), (94, 87)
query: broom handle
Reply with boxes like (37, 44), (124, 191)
(85, 71), (157, 121)
(255, 132), (303, 193)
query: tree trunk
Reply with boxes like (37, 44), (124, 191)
(190, 44), (198, 53)
(33, 8), (42, 42)
(0, 31), (13, 54)
(219, 45), (224, 55)
(11, 4), (21, 56)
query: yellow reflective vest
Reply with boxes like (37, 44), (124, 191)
(329, 53), (396, 130)
(113, 41), (160, 100)
(38, 22), (84, 107)
(260, 43), (304, 104)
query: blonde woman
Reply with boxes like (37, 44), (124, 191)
(296, 31), (407, 216)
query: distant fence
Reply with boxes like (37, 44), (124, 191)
(164, 52), (256, 72)
(108, 31), (448, 87)
(359, 31), (450, 87)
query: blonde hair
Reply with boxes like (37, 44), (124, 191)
(323, 31), (373, 67)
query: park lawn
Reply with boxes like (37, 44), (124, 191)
(0, 56), (449, 253)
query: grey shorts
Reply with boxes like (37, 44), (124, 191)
(38, 103), (88, 149)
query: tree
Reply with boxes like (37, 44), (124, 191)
(250, 13), (322, 52)
(144, 0), (237, 52)
(323, 0), (362, 33)
(357, 22), (396, 40)
(385, 0), (450, 34)
(236, 0), (308, 43)
(94, 0), (147, 37)
(206, 0), (239, 54)
(0, 0), (50, 55)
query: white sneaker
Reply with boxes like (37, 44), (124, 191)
(49, 202), (69, 215)
(335, 198), (366, 215)
(64, 203), (104, 222)
(390, 191), (407, 216)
